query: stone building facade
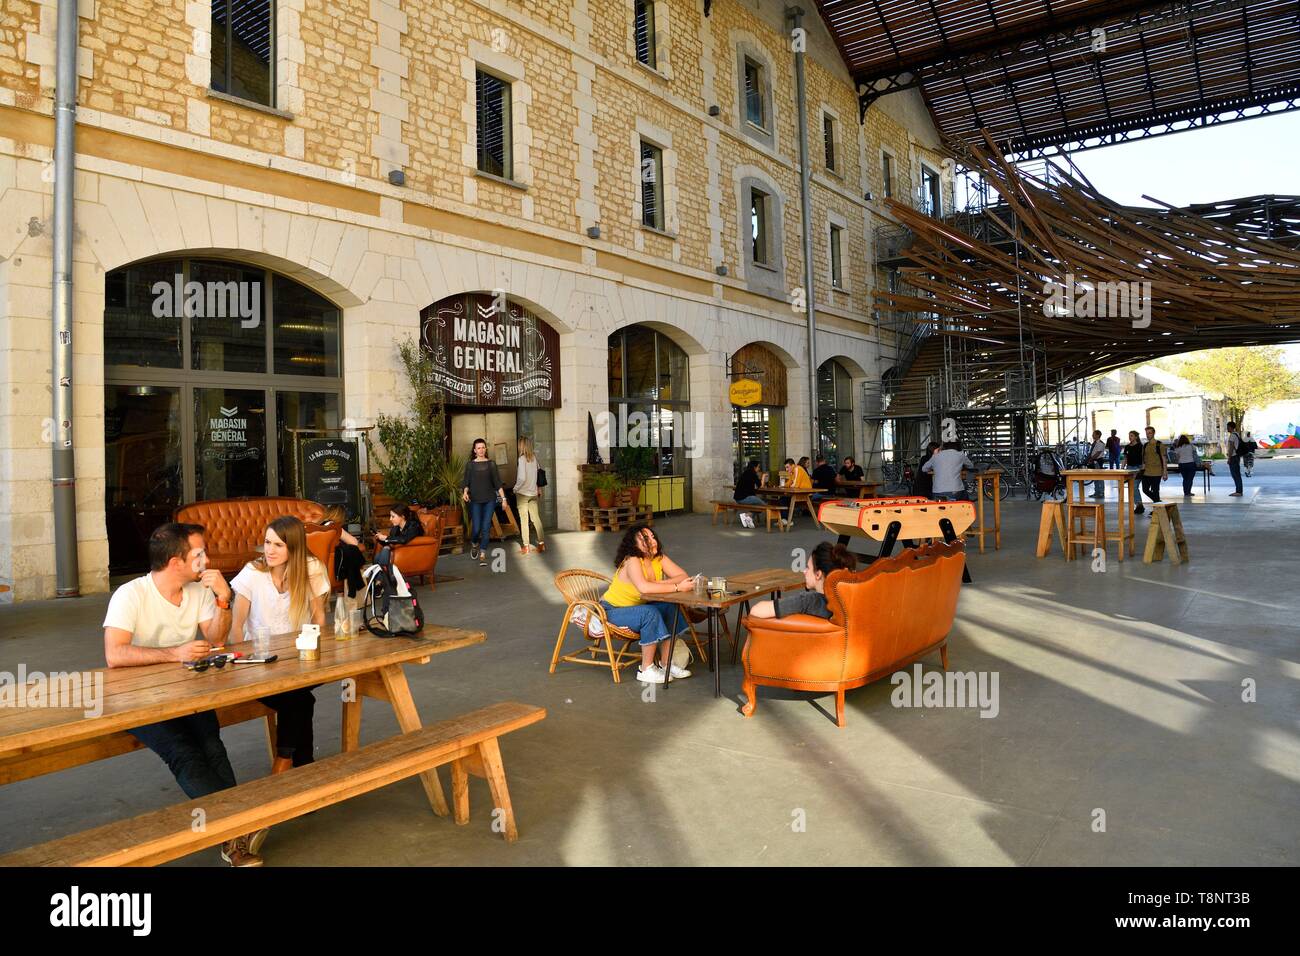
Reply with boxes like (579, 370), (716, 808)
(0, 0), (952, 601)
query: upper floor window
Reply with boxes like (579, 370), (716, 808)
(744, 58), (767, 129)
(920, 164), (942, 216)
(640, 140), (664, 230)
(882, 153), (894, 199)
(750, 187), (770, 266)
(476, 69), (513, 179)
(823, 113), (837, 171)
(211, 0), (274, 106)
(830, 225), (843, 289)
(635, 0), (657, 69)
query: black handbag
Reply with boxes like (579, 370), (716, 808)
(536, 467), (548, 488)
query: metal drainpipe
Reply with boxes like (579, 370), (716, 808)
(52, 0), (80, 597)
(787, 6), (819, 458)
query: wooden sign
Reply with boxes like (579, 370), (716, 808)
(420, 293), (561, 408)
(730, 378), (762, 407)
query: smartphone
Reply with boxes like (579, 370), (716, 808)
(234, 655), (278, 664)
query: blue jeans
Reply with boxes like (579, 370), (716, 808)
(128, 710), (237, 799)
(469, 499), (496, 553)
(1108, 452), (1120, 469)
(1228, 456), (1243, 493)
(734, 495), (765, 506)
(1178, 462), (1197, 495)
(601, 600), (680, 646)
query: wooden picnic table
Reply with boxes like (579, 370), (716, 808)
(0, 625), (485, 818)
(751, 486), (827, 528)
(833, 479), (883, 495)
(653, 568), (806, 698)
(1061, 468), (1139, 560)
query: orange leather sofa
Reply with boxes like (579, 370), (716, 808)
(740, 541), (965, 727)
(390, 508), (445, 588)
(175, 497), (326, 575)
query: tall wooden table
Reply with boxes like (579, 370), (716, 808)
(1061, 468), (1139, 560)
(654, 569), (805, 698)
(0, 626), (485, 819)
(968, 469), (1003, 552)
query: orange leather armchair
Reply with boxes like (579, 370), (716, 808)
(740, 541), (965, 727)
(390, 509), (444, 588)
(175, 497), (326, 574)
(305, 526), (342, 592)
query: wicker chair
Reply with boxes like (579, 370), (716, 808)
(550, 569), (709, 683)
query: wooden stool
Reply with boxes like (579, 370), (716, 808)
(1036, 500), (1066, 558)
(1066, 502), (1105, 560)
(1144, 503), (1189, 565)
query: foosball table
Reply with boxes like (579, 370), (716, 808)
(817, 497), (977, 582)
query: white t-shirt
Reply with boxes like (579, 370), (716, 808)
(923, 448), (976, 495)
(231, 558), (331, 641)
(1089, 439), (1106, 463)
(102, 574), (216, 649)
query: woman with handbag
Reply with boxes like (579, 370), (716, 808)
(513, 436), (547, 555)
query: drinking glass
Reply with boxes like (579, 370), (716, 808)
(253, 626), (272, 658)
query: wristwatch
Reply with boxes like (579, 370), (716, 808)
(214, 595), (230, 610)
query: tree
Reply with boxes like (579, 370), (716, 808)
(366, 336), (446, 505)
(1170, 347), (1300, 424)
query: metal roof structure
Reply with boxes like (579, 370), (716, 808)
(814, 0), (1300, 157)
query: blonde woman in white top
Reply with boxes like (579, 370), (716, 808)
(228, 515), (329, 775)
(513, 436), (546, 555)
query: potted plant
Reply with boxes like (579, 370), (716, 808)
(432, 452), (467, 530)
(614, 445), (654, 507)
(591, 471), (622, 509)
(366, 335), (446, 509)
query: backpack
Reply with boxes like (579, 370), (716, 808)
(359, 563), (425, 638)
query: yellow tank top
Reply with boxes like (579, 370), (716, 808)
(602, 556), (664, 607)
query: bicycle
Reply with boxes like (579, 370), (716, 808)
(881, 460), (915, 496)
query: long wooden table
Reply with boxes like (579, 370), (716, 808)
(654, 569), (805, 698)
(1061, 468), (1139, 560)
(752, 486), (827, 528)
(0, 625), (485, 819)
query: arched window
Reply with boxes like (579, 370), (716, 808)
(608, 325), (692, 507)
(817, 359), (854, 465)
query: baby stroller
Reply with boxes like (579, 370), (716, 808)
(1031, 448), (1065, 500)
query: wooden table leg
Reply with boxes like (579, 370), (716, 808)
(378, 663), (450, 817)
(993, 474), (1001, 549)
(477, 737), (518, 843)
(449, 758), (470, 825)
(341, 697), (361, 753)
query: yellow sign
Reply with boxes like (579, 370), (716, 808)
(730, 378), (762, 407)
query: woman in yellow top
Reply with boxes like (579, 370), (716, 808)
(600, 523), (699, 684)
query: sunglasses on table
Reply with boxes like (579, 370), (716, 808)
(184, 653), (237, 672)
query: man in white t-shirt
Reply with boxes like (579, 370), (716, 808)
(922, 442), (976, 499)
(102, 522), (262, 867)
(1086, 429), (1107, 497)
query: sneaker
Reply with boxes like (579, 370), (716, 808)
(1134, 506), (1145, 514)
(636, 664), (665, 684)
(469, 544), (479, 560)
(1089, 494), (1105, 499)
(479, 557), (488, 567)
(1229, 491), (1243, 497)
(221, 837), (263, 867)
(667, 663), (691, 679)
(246, 828), (270, 856)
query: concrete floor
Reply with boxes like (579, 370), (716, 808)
(2, 458), (1297, 866)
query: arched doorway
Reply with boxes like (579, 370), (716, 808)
(608, 324), (692, 511)
(729, 342), (789, 480)
(103, 256), (343, 573)
(421, 292), (563, 531)
(818, 358), (855, 466)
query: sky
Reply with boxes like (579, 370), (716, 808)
(1029, 109), (1300, 369)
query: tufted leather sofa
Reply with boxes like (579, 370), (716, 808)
(175, 497), (327, 575)
(740, 541), (965, 728)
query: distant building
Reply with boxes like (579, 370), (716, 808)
(1085, 366), (1229, 448)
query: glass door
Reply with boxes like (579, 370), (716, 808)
(194, 387), (268, 500)
(105, 385), (183, 574)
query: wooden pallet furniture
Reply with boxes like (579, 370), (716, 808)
(1144, 503), (1189, 565)
(0, 702), (546, 865)
(579, 504), (653, 532)
(1035, 500), (1067, 558)
(710, 500), (785, 532)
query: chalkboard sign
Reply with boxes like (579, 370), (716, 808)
(299, 438), (361, 520)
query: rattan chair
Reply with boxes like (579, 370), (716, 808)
(550, 569), (709, 683)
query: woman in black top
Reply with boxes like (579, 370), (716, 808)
(733, 460), (765, 505)
(1123, 430), (1145, 513)
(748, 542), (858, 620)
(374, 504), (421, 569)
(912, 441), (941, 497)
(461, 438), (505, 567)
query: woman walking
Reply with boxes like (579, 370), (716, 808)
(513, 436), (546, 555)
(1123, 430), (1145, 514)
(462, 438), (505, 567)
(1174, 435), (1199, 497)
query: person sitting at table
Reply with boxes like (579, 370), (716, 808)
(600, 524), (698, 685)
(733, 459), (765, 506)
(923, 441), (976, 500)
(810, 455), (838, 504)
(837, 457), (865, 494)
(229, 515), (329, 776)
(776, 458), (812, 528)
(102, 522), (263, 867)
(748, 542), (858, 621)
(374, 504), (422, 569)
(318, 504), (365, 598)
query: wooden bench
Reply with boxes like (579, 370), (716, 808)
(711, 500), (785, 532)
(0, 701), (546, 866)
(0, 700), (277, 786)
